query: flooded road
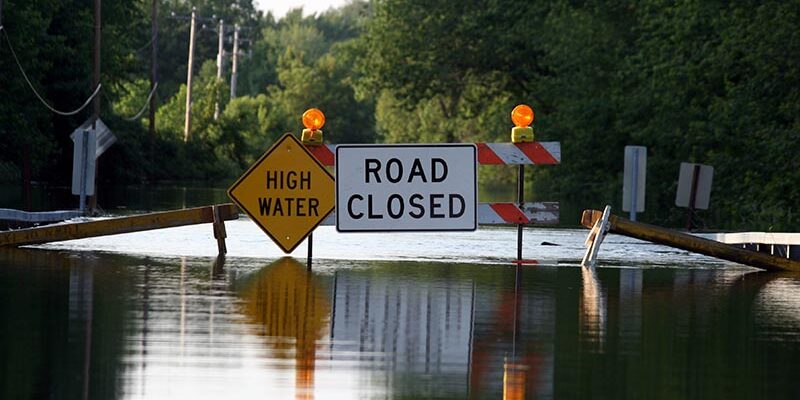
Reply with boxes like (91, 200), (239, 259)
(1, 222), (799, 399)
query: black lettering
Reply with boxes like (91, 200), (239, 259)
(347, 195), (363, 219)
(366, 159), (381, 183)
(430, 194), (445, 218)
(273, 197), (284, 216)
(409, 194), (425, 219)
(258, 198), (272, 216)
(449, 194), (465, 218)
(287, 171), (297, 189)
(309, 198), (319, 217)
(285, 198), (295, 216)
(386, 158), (403, 183)
(296, 197), (306, 216)
(408, 158), (427, 183)
(432, 158), (448, 182)
(368, 194), (383, 219)
(387, 194), (404, 219)
(300, 171), (311, 190)
(266, 171), (279, 189)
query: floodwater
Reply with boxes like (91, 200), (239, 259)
(1, 185), (800, 398)
(2, 219), (800, 399)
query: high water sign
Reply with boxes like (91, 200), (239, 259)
(335, 144), (477, 232)
(228, 133), (335, 253)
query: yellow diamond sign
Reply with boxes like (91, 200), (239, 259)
(228, 133), (335, 253)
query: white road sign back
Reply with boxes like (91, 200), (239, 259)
(71, 129), (97, 196)
(336, 144), (477, 232)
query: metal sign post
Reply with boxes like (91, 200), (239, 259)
(70, 118), (116, 213)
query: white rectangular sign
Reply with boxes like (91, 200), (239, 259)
(676, 162), (714, 209)
(336, 144), (477, 232)
(622, 145), (646, 213)
(71, 129), (97, 196)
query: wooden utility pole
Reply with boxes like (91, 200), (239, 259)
(92, 0), (101, 121)
(183, 7), (196, 142)
(230, 24), (239, 99)
(149, 0), (158, 160)
(214, 19), (224, 120)
(88, 0), (101, 213)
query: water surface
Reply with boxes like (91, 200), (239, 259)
(1, 227), (799, 399)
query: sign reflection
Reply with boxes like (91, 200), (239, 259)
(238, 257), (330, 399)
(580, 266), (607, 352)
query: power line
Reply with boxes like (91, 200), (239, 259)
(134, 33), (155, 54)
(1, 26), (101, 117)
(121, 82), (158, 121)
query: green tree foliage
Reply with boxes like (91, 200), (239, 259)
(2, 0), (799, 229)
(360, 0), (800, 229)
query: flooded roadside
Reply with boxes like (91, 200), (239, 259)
(2, 238), (799, 399)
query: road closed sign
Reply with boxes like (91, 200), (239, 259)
(336, 144), (477, 232)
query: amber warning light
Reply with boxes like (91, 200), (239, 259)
(510, 104), (534, 143)
(301, 108), (326, 145)
(511, 104), (534, 127)
(303, 108), (326, 131)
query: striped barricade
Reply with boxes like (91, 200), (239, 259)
(319, 202), (559, 226)
(305, 142), (561, 166)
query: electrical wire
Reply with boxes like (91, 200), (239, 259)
(1, 26), (101, 116)
(134, 34), (155, 54)
(120, 82), (158, 121)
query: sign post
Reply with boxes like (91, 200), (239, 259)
(70, 118), (116, 213)
(335, 144), (477, 232)
(228, 133), (335, 253)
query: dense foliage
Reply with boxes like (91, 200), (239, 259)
(1, 0), (798, 229)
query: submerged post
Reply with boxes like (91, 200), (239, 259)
(517, 165), (524, 260)
(307, 233), (313, 271)
(212, 205), (228, 255)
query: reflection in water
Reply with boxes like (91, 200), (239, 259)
(69, 264), (94, 400)
(503, 360), (528, 400)
(0, 248), (128, 399)
(618, 269), (643, 354)
(580, 266), (607, 352)
(4, 248), (800, 399)
(745, 274), (800, 342)
(238, 257), (330, 399)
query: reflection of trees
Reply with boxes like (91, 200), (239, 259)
(238, 257), (330, 399)
(0, 248), (130, 399)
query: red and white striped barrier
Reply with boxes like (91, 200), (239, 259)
(318, 202), (559, 226)
(305, 142), (561, 166)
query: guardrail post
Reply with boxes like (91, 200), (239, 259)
(212, 205), (227, 255)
